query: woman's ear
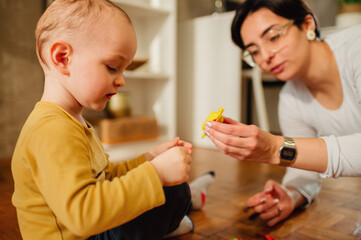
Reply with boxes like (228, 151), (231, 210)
(50, 41), (73, 76)
(303, 14), (316, 32)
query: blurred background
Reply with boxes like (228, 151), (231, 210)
(0, 0), (356, 159)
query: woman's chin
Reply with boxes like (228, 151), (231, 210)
(273, 72), (292, 82)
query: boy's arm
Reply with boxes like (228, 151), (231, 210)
(104, 153), (147, 180)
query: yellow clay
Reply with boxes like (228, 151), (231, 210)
(201, 107), (224, 138)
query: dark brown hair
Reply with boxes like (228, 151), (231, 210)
(231, 0), (320, 50)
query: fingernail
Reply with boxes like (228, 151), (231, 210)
(274, 198), (279, 204)
(205, 125), (210, 131)
(260, 198), (266, 203)
(265, 186), (273, 192)
(206, 122), (212, 127)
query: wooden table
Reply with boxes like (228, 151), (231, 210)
(2, 146), (361, 240)
(173, 147), (361, 240)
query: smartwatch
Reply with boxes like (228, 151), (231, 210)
(278, 137), (297, 166)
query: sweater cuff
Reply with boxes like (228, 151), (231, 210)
(320, 136), (338, 178)
(282, 168), (322, 208)
(141, 161), (165, 206)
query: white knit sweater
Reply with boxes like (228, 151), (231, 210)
(280, 24), (361, 204)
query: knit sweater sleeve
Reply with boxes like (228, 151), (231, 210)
(320, 134), (361, 177)
(28, 118), (165, 237)
(104, 153), (149, 180)
(278, 83), (322, 206)
(320, 25), (361, 178)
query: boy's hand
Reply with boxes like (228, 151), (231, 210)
(146, 137), (192, 161)
(150, 146), (192, 186)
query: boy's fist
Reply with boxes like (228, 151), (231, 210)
(150, 146), (192, 186)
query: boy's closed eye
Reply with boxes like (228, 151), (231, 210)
(107, 65), (119, 73)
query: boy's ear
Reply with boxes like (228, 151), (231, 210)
(50, 41), (73, 76)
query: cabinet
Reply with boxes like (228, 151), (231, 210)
(177, 11), (242, 148)
(103, 0), (177, 161)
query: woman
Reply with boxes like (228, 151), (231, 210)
(204, 0), (361, 227)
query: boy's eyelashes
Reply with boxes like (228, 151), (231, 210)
(106, 65), (119, 73)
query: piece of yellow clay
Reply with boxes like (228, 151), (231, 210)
(201, 107), (224, 138)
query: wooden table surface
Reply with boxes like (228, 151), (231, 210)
(1, 147), (361, 240)
(172, 147), (361, 240)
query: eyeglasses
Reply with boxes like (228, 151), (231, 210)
(242, 20), (294, 67)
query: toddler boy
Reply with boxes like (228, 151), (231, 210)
(11, 0), (213, 239)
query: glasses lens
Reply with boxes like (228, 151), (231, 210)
(242, 50), (256, 67)
(242, 21), (291, 67)
(263, 29), (285, 53)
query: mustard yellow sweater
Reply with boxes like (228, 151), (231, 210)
(12, 102), (165, 239)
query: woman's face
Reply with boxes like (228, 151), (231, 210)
(241, 8), (310, 81)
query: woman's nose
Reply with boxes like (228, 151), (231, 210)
(259, 47), (274, 63)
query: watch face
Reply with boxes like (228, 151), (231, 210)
(280, 148), (296, 160)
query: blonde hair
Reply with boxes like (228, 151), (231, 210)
(35, 0), (131, 68)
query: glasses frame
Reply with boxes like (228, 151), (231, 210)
(242, 20), (294, 67)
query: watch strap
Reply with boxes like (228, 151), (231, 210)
(279, 137), (296, 166)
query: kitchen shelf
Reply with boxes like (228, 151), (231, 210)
(104, 0), (176, 161)
(123, 70), (169, 81)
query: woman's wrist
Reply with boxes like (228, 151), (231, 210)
(285, 186), (307, 209)
(272, 135), (285, 165)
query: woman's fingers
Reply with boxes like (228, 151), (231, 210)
(206, 126), (265, 162)
(244, 180), (294, 227)
(206, 125), (254, 150)
(206, 119), (259, 138)
(254, 197), (279, 213)
(266, 205), (286, 227)
(246, 192), (267, 208)
(259, 204), (282, 221)
(222, 116), (240, 125)
(207, 132), (248, 158)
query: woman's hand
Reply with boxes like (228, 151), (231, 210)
(246, 180), (296, 226)
(204, 116), (282, 164)
(145, 137), (193, 161)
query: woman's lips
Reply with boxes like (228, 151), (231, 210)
(271, 63), (284, 74)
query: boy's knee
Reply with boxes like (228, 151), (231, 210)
(178, 182), (191, 207)
(164, 182), (191, 211)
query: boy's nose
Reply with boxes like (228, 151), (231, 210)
(114, 75), (125, 87)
